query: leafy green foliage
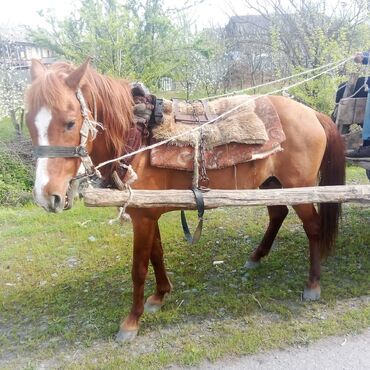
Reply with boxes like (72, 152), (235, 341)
(32, 0), (193, 89)
(0, 143), (33, 206)
(0, 35), (28, 135)
(0, 119), (33, 206)
(264, 2), (370, 112)
(27, 0), (370, 109)
(288, 75), (345, 114)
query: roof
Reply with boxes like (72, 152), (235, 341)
(226, 15), (271, 29)
(225, 15), (271, 38)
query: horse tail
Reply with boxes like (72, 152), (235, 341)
(315, 112), (346, 259)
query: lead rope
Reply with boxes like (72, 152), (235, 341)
(75, 88), (103, 178)
(108, 165), (138, 225)
(67, 89), (104, 209)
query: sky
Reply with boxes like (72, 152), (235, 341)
(0, 0), (73, 26)
(0, 0), (248, 28)
(0, 0), (352, 30)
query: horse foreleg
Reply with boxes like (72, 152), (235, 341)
(117, 214), (156, 343)
(145, 222), (172, 313)
(293, 203), (321, 300)
(245, 205), (288, 269)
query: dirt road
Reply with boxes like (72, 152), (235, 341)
(187, 329), (370, 370)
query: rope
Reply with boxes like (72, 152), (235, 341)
(95, 57), (350, 171)
(199, 57), (352, 100)
(335, 81), (368, 103)
(333, 56), (370, 103)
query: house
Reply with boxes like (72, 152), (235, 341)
(224, 15), (274, 88)
(225, 15), (271, 39)
(0, 25), (56, 73)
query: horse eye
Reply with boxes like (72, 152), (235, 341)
(65, 121), (75, 131)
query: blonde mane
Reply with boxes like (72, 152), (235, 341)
(26, 61), (134, 160)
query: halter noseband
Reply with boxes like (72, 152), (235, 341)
(33, 88), (102, 179)
(33, 145), (89, 158)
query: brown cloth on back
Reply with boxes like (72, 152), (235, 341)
(150, 96), (285, 171)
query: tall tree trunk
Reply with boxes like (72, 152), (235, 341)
(20, 108), (24, 133)
(10, 109), (21, 136)
(186, 81), (190, 101)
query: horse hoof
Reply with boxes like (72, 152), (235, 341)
(116, 329), (138, 343)
(144, 301), (163, 313)
(303, 286), (321, 301)
(244, 260), (261, 269)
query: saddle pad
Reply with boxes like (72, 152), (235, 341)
(150, 96), (286, 171)
(152, 95), (269, 149)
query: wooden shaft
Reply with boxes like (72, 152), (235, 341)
(83, 185), (370, 209)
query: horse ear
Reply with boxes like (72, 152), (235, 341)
(65, 58), (91, 90)
(30, 59), (46, 81)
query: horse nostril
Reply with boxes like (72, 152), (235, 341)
(51, 194), (63, 210)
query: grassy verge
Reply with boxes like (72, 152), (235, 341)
(0, 167), (369, 369)
(0, 118), (34, 206)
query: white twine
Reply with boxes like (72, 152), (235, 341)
(199, 58), (351, 101)
(329, 56), (370, 104)
(107, 164), (138, 224)
(95, 57), (351, 171)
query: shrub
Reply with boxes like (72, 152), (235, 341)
(0, 142), (34, 206)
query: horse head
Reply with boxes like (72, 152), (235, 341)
(25, 58), (96, 212)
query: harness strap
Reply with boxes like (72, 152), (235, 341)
(33, 145), (88, 158)
(152, 97), (164, 126)
(201, 99), (217, 121)
(181, 187), (205, 244)
(173, 99), (216, 124)
(32, 89), (102, 181)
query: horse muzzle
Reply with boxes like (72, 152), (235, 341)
(32, 189), (65, 213)
(33, 181), (77, 213)
(50, 193), (66, 213)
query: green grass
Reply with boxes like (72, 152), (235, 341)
(0, 117), (34, 206)
(0, 167), (369, 369)
(0, 117), (16, 142)
(0, 117), (29, 141)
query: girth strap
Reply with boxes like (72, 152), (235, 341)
(181, 187), (205, 244)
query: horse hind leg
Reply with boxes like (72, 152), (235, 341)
(293, 203), (321, 301)
(245, 177), (288, 269)
(145, 223), (172, 313)
(245, 204), (289, 268)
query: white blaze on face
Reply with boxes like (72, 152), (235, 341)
(33, 107), (52, 208)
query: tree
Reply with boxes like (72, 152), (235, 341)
(239, 0), (369, 70)
(31, 0), (193, 89)
(0, 36), (28, 136)
(194, 27), (230, 96)
(222, 0), (370, 112)
(225, 15), (274, 88)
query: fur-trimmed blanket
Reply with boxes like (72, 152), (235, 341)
(150, 95), (286, 171)
(152, 95), (269, 149)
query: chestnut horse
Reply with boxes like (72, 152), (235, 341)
(25, 59), (345, 342)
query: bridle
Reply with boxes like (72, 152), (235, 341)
(33, 88), (102, 180)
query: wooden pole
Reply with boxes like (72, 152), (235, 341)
(83, 185), (370, 209)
